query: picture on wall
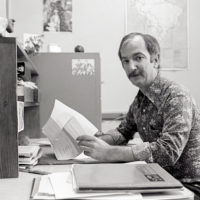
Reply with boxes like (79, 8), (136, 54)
(43, 0), (72, 32)
(126, 0), (188, 70)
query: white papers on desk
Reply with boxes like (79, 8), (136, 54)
(43, 99), (98, 160)
(17, 101), (24, 133)
(31, 171), (143, 200)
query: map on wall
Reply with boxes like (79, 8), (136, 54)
(126, 0), (188, 70)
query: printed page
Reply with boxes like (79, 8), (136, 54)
(32, 176), (55, 200)
(51, 99), (98, 134)
(49, 172), (142, 200)
(43, 117), (81, 160)
(17, 101), (24, 133)
(42, 99), (98, 160)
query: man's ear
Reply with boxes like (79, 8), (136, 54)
(151, 54), (160, 69)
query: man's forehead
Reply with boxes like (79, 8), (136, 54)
(121, 35), (148, 55)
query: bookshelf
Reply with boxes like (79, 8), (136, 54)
(0, 37), (40, 178)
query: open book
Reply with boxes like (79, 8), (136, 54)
(42, 99), (98, 160)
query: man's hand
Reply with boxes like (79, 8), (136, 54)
(76, 135), (112, 161)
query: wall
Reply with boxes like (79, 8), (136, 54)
(0, 0), (7, 17)
(3, 0), (200, 114)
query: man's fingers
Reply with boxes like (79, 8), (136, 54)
(76, 135), (96, 141)
(83, 151), (91, 157)
(78, 140), (94, 148)
(79, 145), (92, 152)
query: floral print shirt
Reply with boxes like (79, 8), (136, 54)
(107, 74), (200, 183)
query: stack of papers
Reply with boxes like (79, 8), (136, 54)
(31, 171), (143, 200)
(18, 145), (42, 167)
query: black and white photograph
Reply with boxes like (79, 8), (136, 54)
(43, 0), (72, 32)
(0, 0), (200, 200)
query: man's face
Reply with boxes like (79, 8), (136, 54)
(120, 35), (157, 90)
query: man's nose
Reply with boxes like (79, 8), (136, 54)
(128, 60), (137, 71)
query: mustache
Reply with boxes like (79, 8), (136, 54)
(128, 70), (139, 79)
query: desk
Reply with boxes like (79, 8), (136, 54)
(0, 164), (194, 200)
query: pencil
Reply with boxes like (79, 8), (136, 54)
(19, 168), (50, 175)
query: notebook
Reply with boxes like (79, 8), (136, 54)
(71, 163), (183, 193)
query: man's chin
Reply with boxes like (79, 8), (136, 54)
(129, 77), (141, 87)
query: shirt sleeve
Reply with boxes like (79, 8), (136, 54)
(104, 103), (138, 145)
(131, 92), (194, 166)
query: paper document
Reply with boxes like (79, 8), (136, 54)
(17, 101), (24, 133)
(31, 171), (143, 200)
(31, 176), (55, 200)
(43, 99), (98, 160)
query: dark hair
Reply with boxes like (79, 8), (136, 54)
(118, 32), (160, 67)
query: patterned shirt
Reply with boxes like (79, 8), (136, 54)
(107, 74), (200, 183)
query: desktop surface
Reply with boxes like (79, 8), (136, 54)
(0, 139), (194, 200)
(0, 164), (194, 200)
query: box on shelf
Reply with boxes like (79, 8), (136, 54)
(17, 85), (39, 103)
(17, 85), (24, 102)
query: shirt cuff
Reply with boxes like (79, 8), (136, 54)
(130, 142), (154, 163)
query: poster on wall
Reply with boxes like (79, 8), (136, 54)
(43, 0), (72, 32)
(126, 0), (188, 70)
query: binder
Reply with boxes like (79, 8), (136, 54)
(71, 163), (183, 193)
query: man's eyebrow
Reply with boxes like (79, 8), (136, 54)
(133, 52), (146, 57)
(121, 52), (146, 59)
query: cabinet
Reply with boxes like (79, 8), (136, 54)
(0, 37), (40, 178)
(32, 53), (101, 132)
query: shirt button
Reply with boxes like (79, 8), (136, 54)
(143, 127), (146, 130)
(143, 109), (146, 113)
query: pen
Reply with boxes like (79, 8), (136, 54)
(19, 168), (51, 175)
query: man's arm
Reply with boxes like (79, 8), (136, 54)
(128, 92), (194, 165)
(77, 135), (134, 162)
(96, 102), (138, 145)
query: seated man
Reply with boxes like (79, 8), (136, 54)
(77, 32), (200, 199)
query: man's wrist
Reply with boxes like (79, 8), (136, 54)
(106, 145), (135, 162)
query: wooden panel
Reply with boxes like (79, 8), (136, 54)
(22, 106), (41, 138)
(0, 37), (18, 178)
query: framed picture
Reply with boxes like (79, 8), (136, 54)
(43, 0), (72, 32)
(125, 0), (188, 70)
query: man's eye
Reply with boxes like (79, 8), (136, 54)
(122, 60), (129, 65)
(135, 56), (143, 62)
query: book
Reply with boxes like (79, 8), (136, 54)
(18, 145), (40, 158)
(30, 167), (193, 200)
(18, 145), (42, 166)
(71, 163), (183, 193)
(42, 99), (98, 160)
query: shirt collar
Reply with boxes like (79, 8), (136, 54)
(140, 73), (163, 108)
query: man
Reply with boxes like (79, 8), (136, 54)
(77, 32), (200, 198)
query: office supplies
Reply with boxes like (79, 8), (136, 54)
(19, 145), (40, 158)
(18, 145), (42, 167)
(30, 138), (51, 147)
(30, 172), (143, 200)
(31, 176), (55, 199)
(42, 99), (98, 160)
(71, 163), (183, 193)
(19, 168), (50, 175)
